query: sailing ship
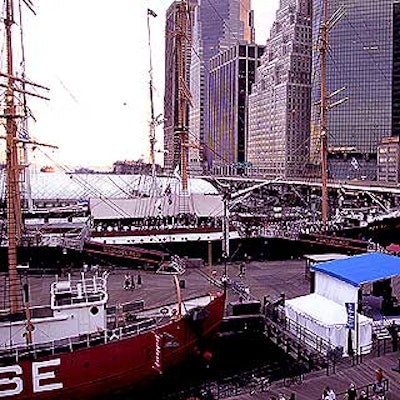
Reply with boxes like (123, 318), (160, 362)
(85, 0), (239, 252)
(0, 1), (225, 398)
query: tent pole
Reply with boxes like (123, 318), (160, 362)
(355, 307), (359, 363)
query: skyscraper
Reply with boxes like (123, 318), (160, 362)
(311, 0), (396, 180)
(208, 43), (264, 174)
(163, 1), (197, 174)
(393, 1), (400, 137)
(189, 0), (254, 171)
(248, 0), (312, 178)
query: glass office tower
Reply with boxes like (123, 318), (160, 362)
(311, 0), (394, 180)
(189, 0), (254, 171)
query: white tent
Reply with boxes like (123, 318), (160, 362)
(285, 293), (372, 355)
(284, 253), (400, 356)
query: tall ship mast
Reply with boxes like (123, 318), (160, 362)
(5, 0), (22, 314)
(147, 7), (159, 195)
(175, 0), (191, 194)
(3, 0), (51, 314)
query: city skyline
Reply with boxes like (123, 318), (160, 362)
(7, 0), (279, 170)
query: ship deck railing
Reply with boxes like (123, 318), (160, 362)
(0, 316), (159, 364)
(51, 274), (108, 307)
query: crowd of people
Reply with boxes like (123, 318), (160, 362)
(123, 272), (142, 290)
(319, 367), (387, 400)
(260, 367), (388, 400)
(93, 215), (224, 233)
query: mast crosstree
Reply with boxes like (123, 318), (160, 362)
(175, 0), (192, 195)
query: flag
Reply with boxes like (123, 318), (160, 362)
(164, 183), (173, 205)
(173, 165), (181, 182)
(350, 157), (359, 170)
(164, 184), (172, 196)
(147, 8), (157, 18)
(345, 302), (355, 330)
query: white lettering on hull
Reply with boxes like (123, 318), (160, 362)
(0, 366), (23, 397)
(32, 359), (63, 393)
(0, 359), (63, 397)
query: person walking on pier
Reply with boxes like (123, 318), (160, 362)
(358, 390), (369, 400)
(375, 367), (383, 385)
(322, 386), (336, 400)
(373, 367), (384, 395)
(130, 274), (135, 290)
(345, 383), (357, 400)
(239, 262), (246, 278)
(388, 320), (398, 351)
(124, 272), (131, 290)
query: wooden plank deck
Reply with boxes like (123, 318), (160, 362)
(230, 352), (400, 400)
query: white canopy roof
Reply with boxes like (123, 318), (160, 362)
(89, 194), (224, 220)
(286, 293), (371, 326)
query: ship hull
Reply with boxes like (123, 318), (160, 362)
(0, 293), (225, 399)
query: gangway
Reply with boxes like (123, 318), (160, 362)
(83, 240), (170, 268)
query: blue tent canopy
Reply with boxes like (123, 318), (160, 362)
(310, 253), (400, 287)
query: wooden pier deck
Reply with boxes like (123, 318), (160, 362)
(230, 351), (400, 400)
(16, 258), (400, 399)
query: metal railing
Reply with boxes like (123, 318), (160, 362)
(161, 364), (282, 400)
(0, 317), (157, 364)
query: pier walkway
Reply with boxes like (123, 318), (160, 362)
(230, 351), (400, 400)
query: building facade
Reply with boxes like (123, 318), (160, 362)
(208, 43), (264, 174)
(394, 1), (400, 137)
(247, 0), (312, 178)
(377, 136), (400, 183)
(311, 0), (396, 180)
(189, 0), (254, 172)
(164, 1), (197, 174)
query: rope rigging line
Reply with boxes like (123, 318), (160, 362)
(34, 148), (133, 220)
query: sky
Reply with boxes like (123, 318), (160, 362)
(18, 0), (280, 170)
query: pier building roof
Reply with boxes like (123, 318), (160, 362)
(311, 252), (400, 287)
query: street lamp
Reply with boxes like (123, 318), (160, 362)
(222, 251), (228, 290)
